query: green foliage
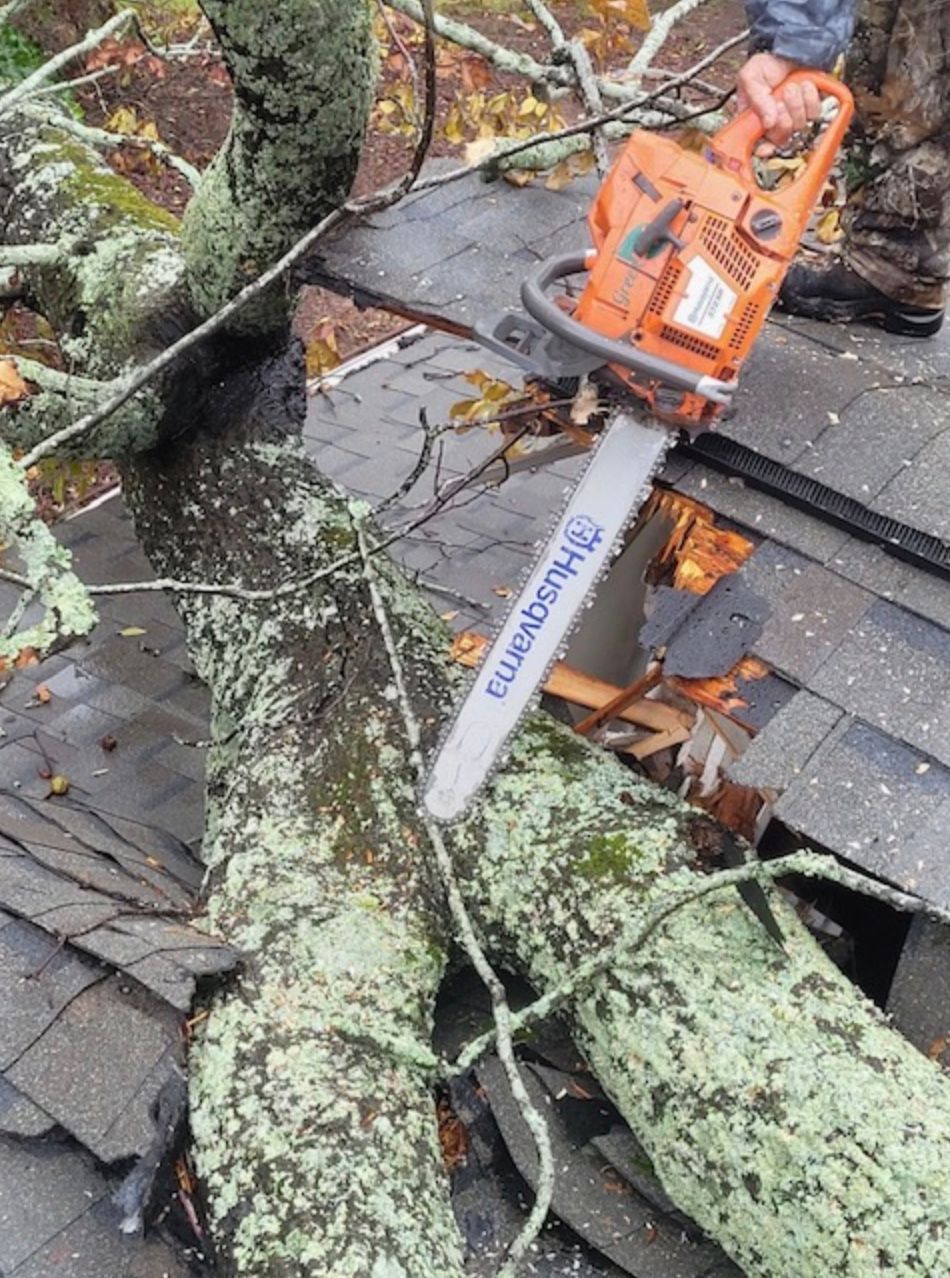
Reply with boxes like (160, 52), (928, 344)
(0, 22), (44, 86)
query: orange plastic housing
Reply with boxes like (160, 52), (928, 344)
(572, 72), (853, 427)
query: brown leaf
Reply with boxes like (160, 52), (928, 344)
(100, 734), (118, 752)
(34, 683), (51, 704)
(0, 359), (28, 406)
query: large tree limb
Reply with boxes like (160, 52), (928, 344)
(118, 387), (950, 1276)
(181, 0), (376, 328)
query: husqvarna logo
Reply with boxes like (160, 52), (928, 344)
(564, 515), (604, 554)
(485, 515), (606, 701)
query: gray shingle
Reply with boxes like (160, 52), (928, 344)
(808, 599), (950, 768)
(887, 915), (950, 1061)
(776, 719), (950, 906)
(0, 1137), (107, 1273)
(7, 976), (179, 1164)
(729, 691), (843, 791)
(674, 465), (850, 563)
(744, 553), (874, 684)
(798, 384), (946, 503)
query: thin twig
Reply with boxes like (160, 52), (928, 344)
(24, 105), (202, 188)
(356, 519), (554, 1278)
(0, 8), (135, 117)
(450, 849), (950, 1074)
(15, 31), (744, 472)
(625, 0), (714, 94)
(0, 0), (31, 23)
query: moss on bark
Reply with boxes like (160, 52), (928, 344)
(180, 0), (376, 330)
(124, 416), (950, 1278)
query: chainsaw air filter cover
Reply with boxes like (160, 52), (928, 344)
(572, 72), (853, 427)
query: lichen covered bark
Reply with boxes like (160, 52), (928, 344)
(181, 0), (376, 329)
(124, 387), (950, 1276)
(465, 736), (950, 1276)
(0, 106), (184, 373)
(0, 103), (181, 456)
(123, 396), (465, 1275)
(0, 440), (96, 655)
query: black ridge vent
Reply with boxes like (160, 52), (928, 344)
(677, 433), (950, 582)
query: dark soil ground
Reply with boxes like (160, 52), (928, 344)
(14, 0), (747, 363)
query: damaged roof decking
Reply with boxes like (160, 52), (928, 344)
(304, 322), (950, 908)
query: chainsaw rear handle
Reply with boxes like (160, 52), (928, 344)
(520, 253), (736, 406)
(712, 71), (854, 215)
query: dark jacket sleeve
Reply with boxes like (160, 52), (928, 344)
(745, 0), (856, 69)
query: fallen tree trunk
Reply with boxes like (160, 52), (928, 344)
(124, 417), (950, 1278)
(4, 8), (950, 1278)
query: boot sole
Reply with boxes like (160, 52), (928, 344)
(777, 295), (944, 338)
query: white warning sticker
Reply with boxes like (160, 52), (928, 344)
(673, 256), (737, 340)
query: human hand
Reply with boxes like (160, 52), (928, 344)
(736, 52), (823, 148)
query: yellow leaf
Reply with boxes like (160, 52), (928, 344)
(48, 775), (69, 796)
(106, 105), (138, 136)
(518, 95), (539, 117)
(450, 398), (483, 420)
(815, 208), (843, 244)
(624, 0), (652, 30)
(119, 626), (147, 637)
(0, 359), (28, 405)
(545, 161), (574, 192)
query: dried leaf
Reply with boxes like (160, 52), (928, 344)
(815, 208), (843, 245)
(0, 359), (28, 406)
(545, 160), (574, 192)
(119, 625), (147, 638)
(34, 683), (51, 704)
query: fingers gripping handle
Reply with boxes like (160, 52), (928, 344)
(714, 71), (854, 207)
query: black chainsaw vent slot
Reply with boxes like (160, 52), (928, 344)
(647, 260), (682, 316)
(728, 302), (758, 351)
(660, 325), (719, 361)
(700, 216), (759, 290)
(678, 434), (950, 582)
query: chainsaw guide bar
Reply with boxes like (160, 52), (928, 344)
(422, 72), (854, 825)
(422, 413), (671, 823)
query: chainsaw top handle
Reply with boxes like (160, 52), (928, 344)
(520, 253), (736, 407)
(713, 71), (854, 212)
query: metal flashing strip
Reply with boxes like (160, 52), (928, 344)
(679, 433), (950, 582)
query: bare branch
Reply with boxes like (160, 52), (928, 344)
(0, 9), (136, 117)
(525, 0), (609, 172)
(22, 103), (202, 188)
(0, 244), (61, 269)
(356, 519), (555, 1276)
(0, 0), (31, 23)
(451, 849), (950, 1075)
(625, 0), (715, 93)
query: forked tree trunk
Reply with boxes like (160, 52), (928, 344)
(3, 6), (950, 1277)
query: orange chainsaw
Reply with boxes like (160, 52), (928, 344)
(423, 73), (854, 823)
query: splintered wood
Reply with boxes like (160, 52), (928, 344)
(446, 487), (776, 846)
